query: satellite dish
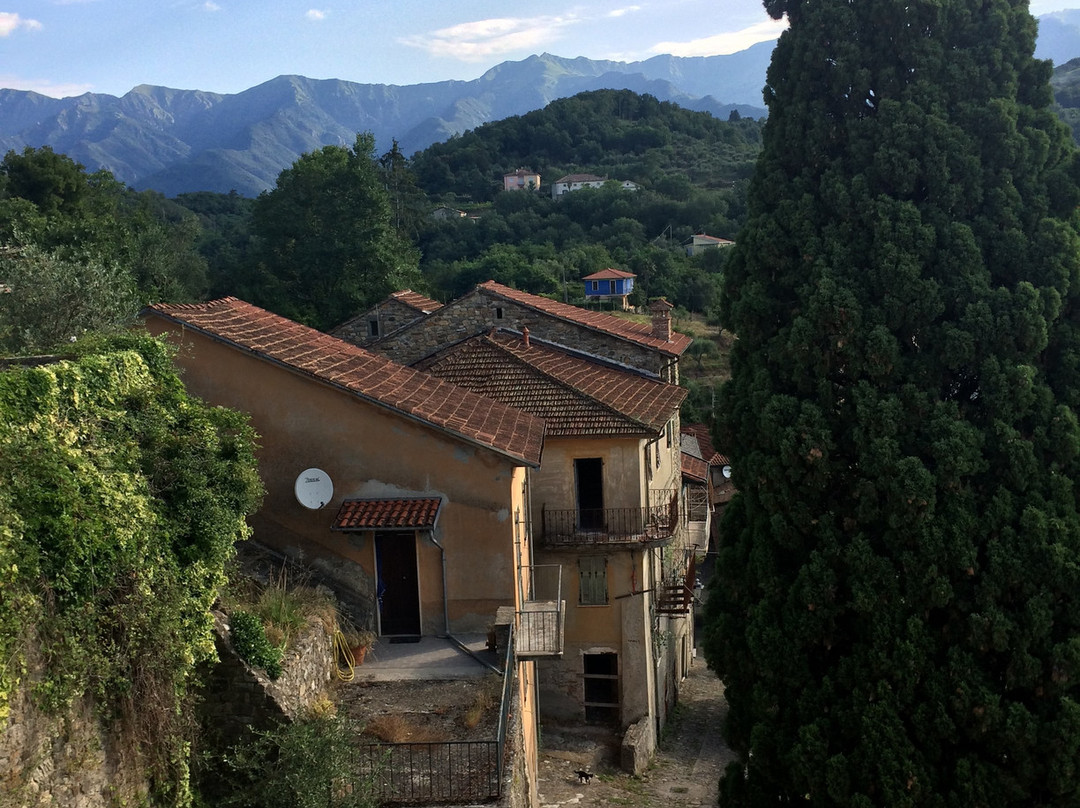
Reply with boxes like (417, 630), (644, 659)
(294, 468), (333, 509)
(722, 465), (732, 479)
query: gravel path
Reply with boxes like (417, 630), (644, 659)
(537, 656), (735, 807)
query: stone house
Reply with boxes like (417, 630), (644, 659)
(331, 288), (443, 347)
(349, 280), (690, 385)
(684, 233), (735, 256)
(142, 297), (557, 807)
(355, 283), (694, 771)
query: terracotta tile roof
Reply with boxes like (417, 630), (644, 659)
(332, 498), (442, 531)
(682, 423), (724, 466)
(415, 330), (686, 438)
(143, 298), (544, 467)
(477, 281), (691, 357)
(555, 174), (606, 183)
(390, 289), (443, 314)
(582, 268), (636, 281)
(681, 452), (708, 483)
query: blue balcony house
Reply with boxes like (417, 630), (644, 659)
(582, 268), (636, 311)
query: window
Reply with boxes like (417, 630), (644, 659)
(666, 419), (673, 448)
(496, 307), (504, 319)
(368, 319), (379, 337)
(579, 556), (607, 605)
(655, 440), (661, 469)
(591, 281), (599, 291)
(583, 653), (618, 724)
(645, 443), (652, 481)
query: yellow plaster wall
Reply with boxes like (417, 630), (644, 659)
(146, 319), (523, 635)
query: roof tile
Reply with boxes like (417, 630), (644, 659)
(478, 280), (691, 356)
(143, 298), (544, 467)
(332, 497), (442, 531)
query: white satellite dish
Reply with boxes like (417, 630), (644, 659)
(294, 468), (333, 509)
(722, 465), (732, 479)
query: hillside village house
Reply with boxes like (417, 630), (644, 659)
(342, 282), (695, 770)
(142, 297), (556, 807)
(551, 173), (639, 199)
(350, 279), (687, 385)
(503, 168), (541, 191)
(582, 268), (636, 310)
(684, 233), (735, 256)
(332, 288), (443, 346)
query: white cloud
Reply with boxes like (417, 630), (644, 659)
(649, 18), (787, 57)
(607, 6), (641, 18)
(203, 1), (221, 11)
(0, 74), (93, 98)
(400, 14), (581, 61)
(0, 12), (43, 36)
(306, 8), (327, 21)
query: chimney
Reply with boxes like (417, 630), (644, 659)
(649, 298), (673, 341)
(522, 326), (530, 348)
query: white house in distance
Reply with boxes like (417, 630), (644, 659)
(504, 168), (541, 191)
(684, 233), (735, 256)
(552, 173), (639, 199)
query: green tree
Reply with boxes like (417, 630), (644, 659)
(704, 0), (1080, 805)
(247, 133), (421, 331)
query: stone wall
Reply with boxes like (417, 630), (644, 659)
(332, 299), (426, 347)
(371, 289), (670, 377)
(0, 642), (150, 808)
(200, 611), (335, 748)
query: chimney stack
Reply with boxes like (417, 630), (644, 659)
(649, 298), (673, 341)
(522, 326), (530, 348)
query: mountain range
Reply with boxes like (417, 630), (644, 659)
(2, 11), (1079, 198)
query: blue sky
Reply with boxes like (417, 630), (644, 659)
(0, 1), (1072, 99)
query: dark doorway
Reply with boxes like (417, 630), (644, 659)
(583, 652), (619, 724)
(575, 458), (604, 530)
(375, 533), (421, 636)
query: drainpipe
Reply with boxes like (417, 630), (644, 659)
(428, 533), (501, 674)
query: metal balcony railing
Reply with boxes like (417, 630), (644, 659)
(539, 489), (678, 546)
(516, 564), (563, 657)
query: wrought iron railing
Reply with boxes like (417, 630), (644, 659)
(353, 628), (516, 804)
(539, 489), (678, 545)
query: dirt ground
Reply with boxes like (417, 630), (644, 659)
(333, 676), (503, 743)
(537, 656), (735, 807)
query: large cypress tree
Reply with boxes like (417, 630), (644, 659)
(703, 0), (1080, 804)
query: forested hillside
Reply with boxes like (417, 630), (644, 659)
(175, 90), (764, 324)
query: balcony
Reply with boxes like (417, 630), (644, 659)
(539, 489), (678, 547)
(656, 553), (698, 616)
(515, 564), (564, 658)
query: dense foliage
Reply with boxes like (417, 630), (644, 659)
(221, 714), (377, 808)
(0, 335), (263, 805)
(411, 89), (763, 202)
(235, 133), (422, 331)
(704, 0), (1080, 805)
(0, 146), (209, 353)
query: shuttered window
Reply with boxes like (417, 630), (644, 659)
(579, 556), (607, 605)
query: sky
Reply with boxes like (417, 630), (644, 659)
(1, 1), (1074, 100)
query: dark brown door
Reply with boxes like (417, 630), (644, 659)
(375, 532), (421, 636)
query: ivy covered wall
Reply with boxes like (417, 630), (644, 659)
(0, 334), (263, 806)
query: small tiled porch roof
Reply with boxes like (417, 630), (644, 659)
(477, 280), (692, 357)
(682, 423), (724, 466)
(414, 330), (686, 438)
(681, 453), (709, 484)
(142, 298), (544, 468)
(331, 498), (442, 531)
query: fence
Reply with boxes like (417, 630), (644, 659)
(354, 628), (515, 804)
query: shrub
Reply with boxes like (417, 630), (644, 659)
(228, 610), (283, 680)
